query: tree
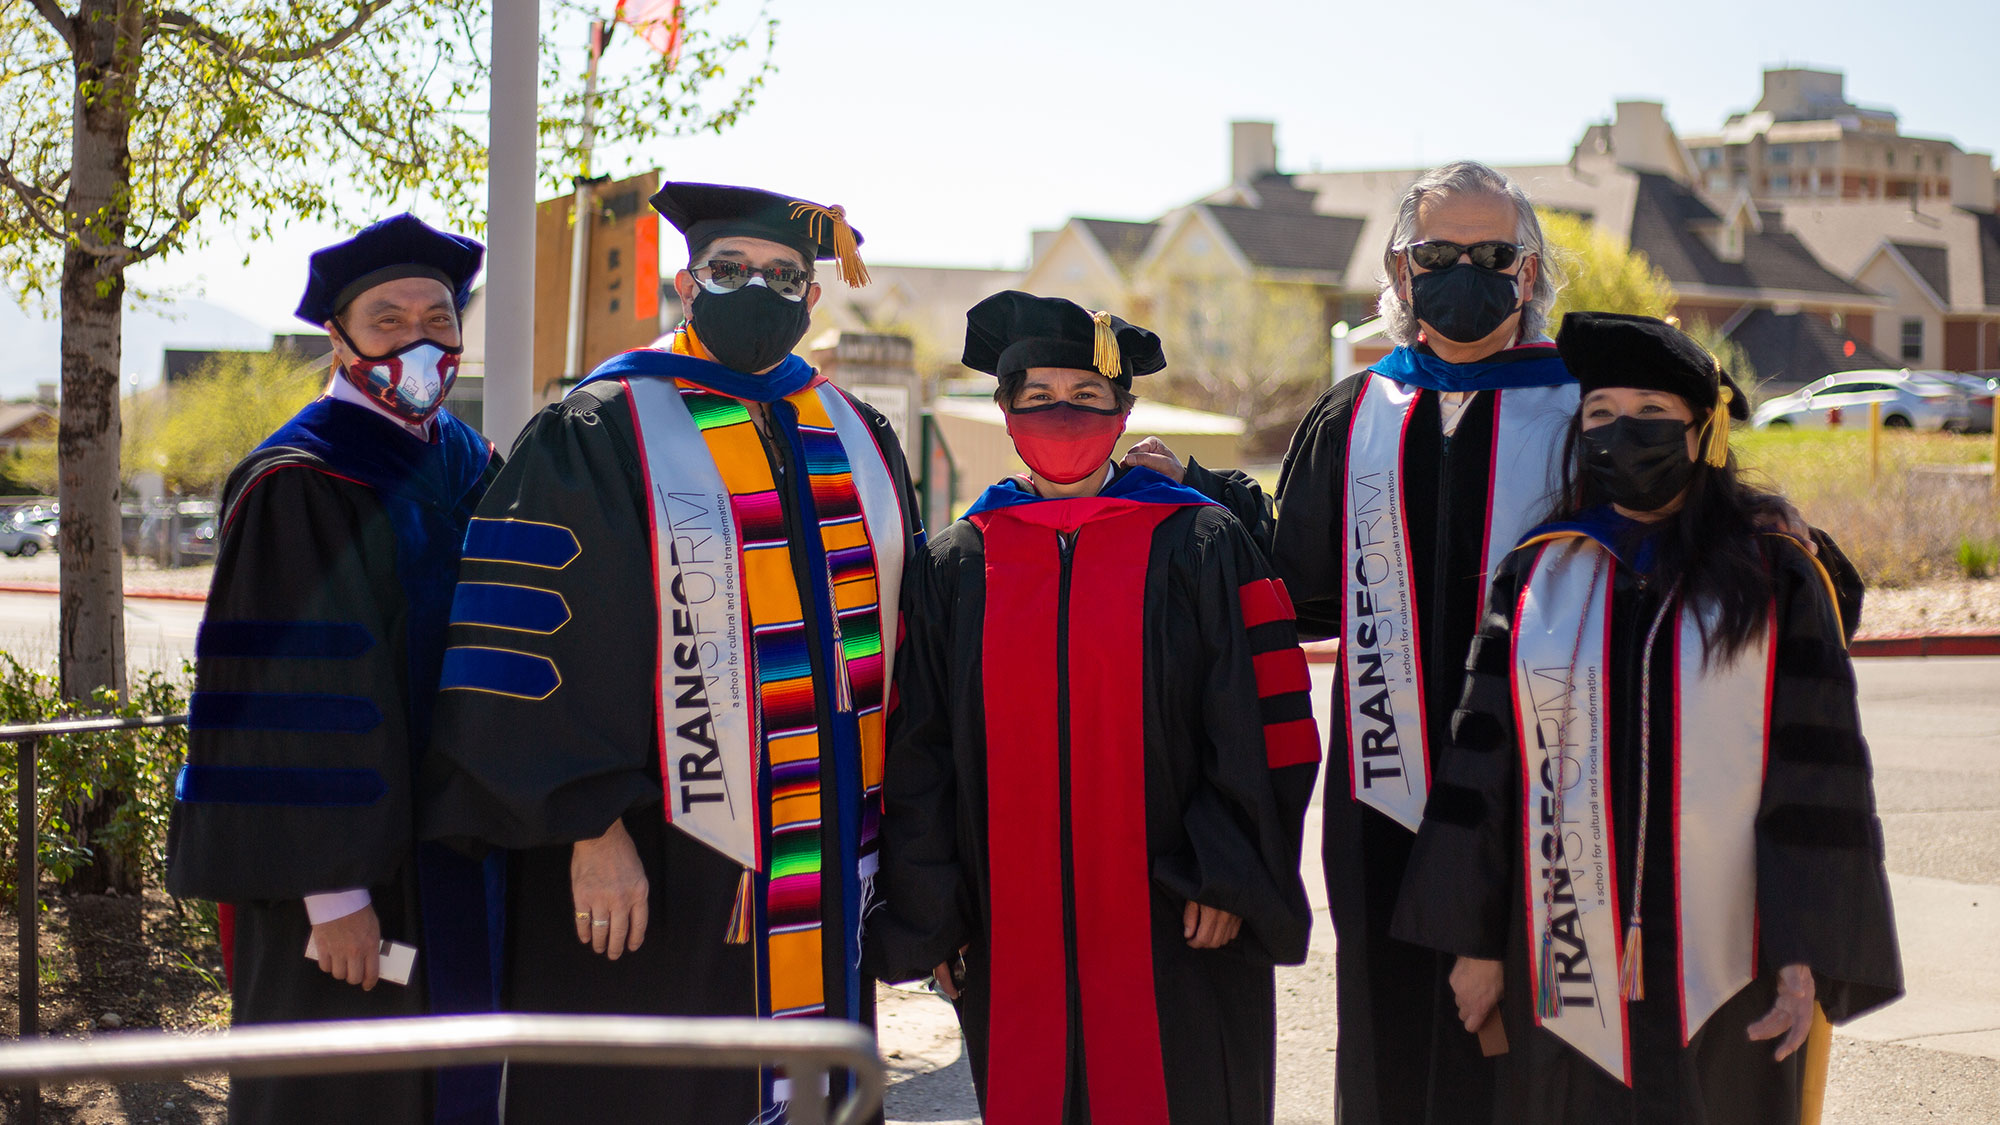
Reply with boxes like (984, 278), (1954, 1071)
(1538, 208), (1677, 330)
(0, 0), (775, 705)
(2, 0), (773, 895)
(1150, 277), (1330, 457)
(143, 350), (324, 495)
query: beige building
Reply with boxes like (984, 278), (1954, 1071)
(1682, 69), (1994, 209)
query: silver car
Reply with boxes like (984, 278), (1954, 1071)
(1925, 371), (1997, 433)
(1751, 369), (1974, 431)
(0, 518), (55, 557)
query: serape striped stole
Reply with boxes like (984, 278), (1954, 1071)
(643, 377), (900, 1024)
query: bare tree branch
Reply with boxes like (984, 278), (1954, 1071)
(151, 1), (389, 66)
(0, 154), (67, 242)
(26, 0), (75, 51)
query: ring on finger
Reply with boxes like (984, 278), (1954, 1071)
(575, 911), (591, 922)
(591, 918), (611, 928)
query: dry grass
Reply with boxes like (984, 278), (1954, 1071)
(1736, 430), (2000, 588)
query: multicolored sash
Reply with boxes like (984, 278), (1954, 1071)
(1340, 373), (1577, 830)
(618, 373), (906, 1034)
(1510, 534), (1773, 1083)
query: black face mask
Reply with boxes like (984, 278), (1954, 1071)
(1581, 416), (1697, 512)
(690, 283), (812, 374)
(1409, 262), (1523, 345)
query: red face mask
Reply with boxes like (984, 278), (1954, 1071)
(1004, 400), (1128, 485)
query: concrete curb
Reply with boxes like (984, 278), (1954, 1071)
(0, 582), (207, 604)
(1302, 634), (2000, 662)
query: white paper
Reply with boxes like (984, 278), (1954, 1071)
(303, 936), (418, 987)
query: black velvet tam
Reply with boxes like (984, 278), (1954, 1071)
(650, 181), (863, 264)
(294, 213), (483, 326)
(962, 289), (1165, 389)
(1557, 311), (1751, 420)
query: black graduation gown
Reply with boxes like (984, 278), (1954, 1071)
(422, 377), (922, 1125)
(1392, 535), (1903, 1125)
(165, 400), (499, 1125)
(865, 469), (1319, 1124)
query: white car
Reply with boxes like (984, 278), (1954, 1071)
(1752, 369), (1973, 431)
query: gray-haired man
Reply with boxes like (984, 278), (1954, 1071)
(1131, 161), (1572, 1123)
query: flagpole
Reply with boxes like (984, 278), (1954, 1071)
(563, 20), (606, 389)
(484, 0), (540, 449)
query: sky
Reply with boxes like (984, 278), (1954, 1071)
(26, 0), (2000, 378)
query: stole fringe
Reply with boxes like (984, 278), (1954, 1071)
(1536, 933), (1563, 1019)
(1619, 924), (1646, 1001)
(725, 868), (755, 945)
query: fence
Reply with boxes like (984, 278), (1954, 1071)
(1, 715), (886, 1125)
(0, 1012), (885, 1125)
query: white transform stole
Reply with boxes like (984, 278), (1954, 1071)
(1341, 374), (1576, 830)
(616, 376), (906, 872)
(1511, 534), (1772, 1084)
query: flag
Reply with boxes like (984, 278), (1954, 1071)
(613, 0), (685, 68)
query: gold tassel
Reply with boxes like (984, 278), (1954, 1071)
(1618, 922), (1645, 1001)
(788, 201), (871, 288)
(1090, 311), (1122, 379)
(1703, 383), (1733, 468)
(723, 868), (754, 945)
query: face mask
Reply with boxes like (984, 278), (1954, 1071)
(334, 323), (460, 425)
(1581, 416), (1696, 512)
(690, 281), (812, 374)
(1409, 262), (1523, 345)
(1005, 400), (1128, 485)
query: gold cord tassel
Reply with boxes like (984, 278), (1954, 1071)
(1703, 383), (1733, 468)
(1090, 311), (1122, 379)
(788, 201), (871, 288)
(723, 868), (754, 945)
(1618, 922), (1645, 1001)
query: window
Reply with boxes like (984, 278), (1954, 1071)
(1804, 144), (1819, 163)
(1701, 148), (1722, 168)
(1772, 173), (1793, 191)
(1901, 317), (1924, 362)
(1886, 150), (1896, 168)
(1769, 145), (1792, 165)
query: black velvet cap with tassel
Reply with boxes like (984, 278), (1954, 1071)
(961, 290), (1165, 390)
(650, 181), (870, 287)
(1557, 311), (1751, 467)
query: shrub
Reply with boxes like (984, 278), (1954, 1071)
(0, 654), (193, 898)
(1958, 537), (2000, 580)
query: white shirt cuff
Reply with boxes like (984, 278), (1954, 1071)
(303, 889), (372, 925)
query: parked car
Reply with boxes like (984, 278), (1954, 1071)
(1925, 371), (1997, 433)
(176, 518), (218, 563)
(0, 518), (55, 557)
(1751, 369), (1974, 432)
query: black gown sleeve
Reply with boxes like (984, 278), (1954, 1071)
(421, 389), (664, 852)
(1179, 457), (1275, 558)
(1755, 538), (1902, 1023)
(1390, 549), (1531, 961)
(166, 463), (415, 902)
(1270, 380), (1363, 637)
(865, 523), (971, 983)
(1154, 509), (1320, 966)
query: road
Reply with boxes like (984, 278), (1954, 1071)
(0, 594), (1990, 1121)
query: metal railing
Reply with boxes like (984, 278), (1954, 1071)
(0, 1012), (885, 1125)
(3, 713), (189, 1123)
(2, 715), (889, 1123)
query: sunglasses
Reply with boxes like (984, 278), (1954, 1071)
(692, 258), (813, 299)
(1404, 240), (1526, 272)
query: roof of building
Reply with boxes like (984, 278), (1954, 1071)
(1890, 241), (1952, 303)
(1242, 173), (1322, 214)
(0, 403), (54, 439)
(1725, 307), (1901, 393)
(1075, 219), (1158, 271)
(1627, 173), (1874, 299)
(1201, 204), (1365, 275)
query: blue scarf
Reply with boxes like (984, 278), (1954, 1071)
(1372, 343), (1575, 393)
(577, 347), (817, 403)
(963, 465), (1219, 518)
(1521, 504), (1660, 574)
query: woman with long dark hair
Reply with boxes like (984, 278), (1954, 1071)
(1392, 312), (1902, 1123)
